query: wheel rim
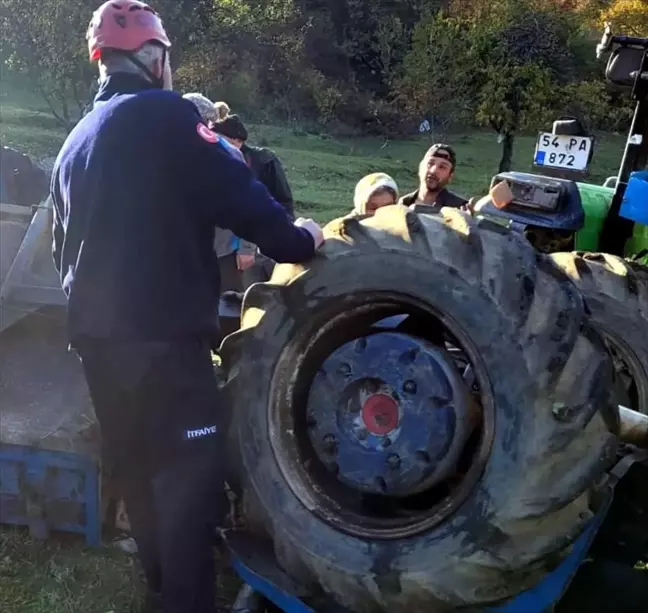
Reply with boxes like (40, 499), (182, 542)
(267, 292), (495, 540)
(307, 332), (477, 497)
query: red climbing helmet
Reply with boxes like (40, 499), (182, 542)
(87, 1), (171, 61)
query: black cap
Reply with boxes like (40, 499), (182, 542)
(426, 143), (457, 169)
(212, 114), (248, 142)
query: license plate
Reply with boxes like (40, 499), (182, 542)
(534, 133), (593, 171)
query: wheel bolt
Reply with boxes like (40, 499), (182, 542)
(323, 434), (337, 453)
(338, 363), (352, 377)
(356, 428), (368, 441)
(416, 450), (431, 464)
(387, 454), (401, 469)
(403, 380), (417, 394)
(355, 338), (368, 352)
(552, 402), (571, 422)
(381, 437), (391, 448)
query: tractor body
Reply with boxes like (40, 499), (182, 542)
(225, 28), (648, 613)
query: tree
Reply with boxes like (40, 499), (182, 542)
(599, 0), (648, 37)
(476, 63), (557, 171)
(400, 2), (586, 170)
(0, 0), (210, 130)
(0, 0), (96, 130)
(397, 12), (480, 135)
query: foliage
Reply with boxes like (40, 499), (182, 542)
(397, 12), (479, 132)
(0, 0), (95, 130)
(399, 1), (601, 169)
(0, 0), (639, 135)
(599, 0), (648, 37)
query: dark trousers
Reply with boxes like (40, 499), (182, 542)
(77, 339), (229, 613)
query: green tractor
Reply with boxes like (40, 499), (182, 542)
(221, 27), (648, 613)
(470, 25), (648, 420)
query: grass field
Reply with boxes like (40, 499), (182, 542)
(0, 528), (240, 613)
(0, 86), (633, 613)
(1, 87), (627, 222)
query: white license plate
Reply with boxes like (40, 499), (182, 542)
(534, 133), (593, 171)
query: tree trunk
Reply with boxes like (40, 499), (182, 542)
(499, 133), (515, 173)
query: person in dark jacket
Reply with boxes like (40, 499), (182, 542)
(50, 4), (323, 613)
(211, 111), (295, 286)
(398, 143), (468, 209)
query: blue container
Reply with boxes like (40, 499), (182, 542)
(0, 444), (101, 545)
(619, 170), (648, 225)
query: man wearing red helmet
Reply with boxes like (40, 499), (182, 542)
(50, 3), (324, 612)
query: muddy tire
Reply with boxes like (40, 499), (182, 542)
(222, 206), (618, 612)
(551, 253), (648, 415)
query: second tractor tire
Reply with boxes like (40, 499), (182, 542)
(551, 252), (648, 415)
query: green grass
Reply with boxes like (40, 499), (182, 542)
(0, 528), (240, 613)
(0, 529), (141, 613)
(0, 86), (627, 222)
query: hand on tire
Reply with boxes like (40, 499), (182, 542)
(295, 217), (324, 249)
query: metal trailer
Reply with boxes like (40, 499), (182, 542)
(0, 199), (103, 543)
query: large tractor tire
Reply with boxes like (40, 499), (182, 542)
(551, 253), (648, 416)
(222, 206), (618, 612)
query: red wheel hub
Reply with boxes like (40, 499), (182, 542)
(362, 393), (399, 435)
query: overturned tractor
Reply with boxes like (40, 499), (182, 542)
(221, 27), (648, 612)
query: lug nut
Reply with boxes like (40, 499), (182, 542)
(416, 450), (431, 464)
(381, 437), (392, 448)
(403, 380), (417, 394)
(552, 402), (572, 422)
(356, 428), (368, 441)
(355, 338), (368, 352)
(338, 363), (352, 377)
(387, 454), (401, 469)
(323, 434), (337, 453)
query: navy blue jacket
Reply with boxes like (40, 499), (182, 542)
(51, 74), (315, 342)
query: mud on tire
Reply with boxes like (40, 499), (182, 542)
(222, 206), (618, 612)
(551, 252), (648, 416)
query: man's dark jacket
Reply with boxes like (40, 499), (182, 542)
(242, 144), (294, 218)
(50, 73), (314, 343)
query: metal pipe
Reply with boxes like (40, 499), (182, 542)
(618, 405), (648, 448)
